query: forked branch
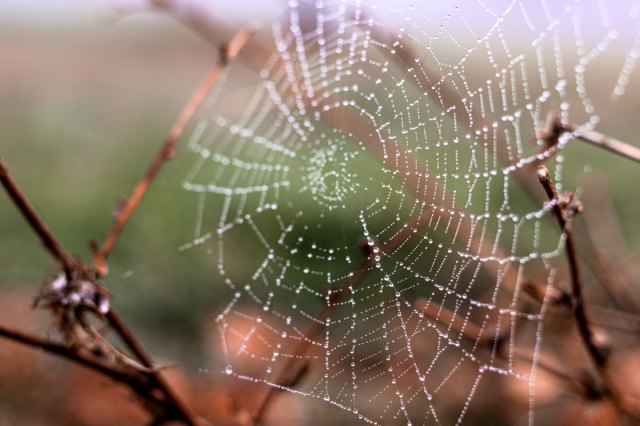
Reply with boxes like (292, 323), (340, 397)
(539, 110), (640, 164)
(0, 161), (203, 425)
(0, 25), (258, 426)
(537, 165), (640, 419)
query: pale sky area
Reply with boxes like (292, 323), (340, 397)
(0, 0), (284, 25)
(2, 0), (633, 31)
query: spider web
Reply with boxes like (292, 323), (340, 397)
(177, 0), (640, 424)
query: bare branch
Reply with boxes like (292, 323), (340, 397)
(565, 124), (640, 164)
(537, 166), (604, 363)
(537, 165), (640, 419)
(104, 310), (205, 426)
(0, 323), (131, 382)
(0, 159), (76, 275)
(0, 321), (210, 425)
(536, 112), (640, 163)
(1, 154), (205, 424)
(99, 26), (255, 262)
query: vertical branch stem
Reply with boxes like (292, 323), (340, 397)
(537, 166), (602, 364)
(536, 165), (639, 418)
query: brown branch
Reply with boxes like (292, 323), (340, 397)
(99, 26), (255, 263)
(537, 114), (640, 317)
(565, 124), (640, 164)
(0, 159), (76, 275)
(150, 0), (225, 47)
(537, 165), (640, 419)
(145, 0), (272, 69)
(104, 310), (204, 425)
(0, 323), (132, 382)
(0, 322), (209, 424)
(537, 113), (640, 163)
(0, 157), (203, 424)
(537, 165), (603, 363)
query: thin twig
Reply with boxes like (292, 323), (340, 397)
(537, 165), (604, 364)
(537, 165), (640, 419)
(0, 159), (76, 275)
(99, 26), (255, 262)
(150, 0), (225, 47)
(537, 113), (640, 163)
(0, 323), (131, 382)
(104, 310), (203, 425)
(0, 323), (209, 424)
(145, 0), (272, 69)
(537, 114), (640, 316)
(565, 124), (640, 164)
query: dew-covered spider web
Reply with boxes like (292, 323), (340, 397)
(177, 0), (640, 424)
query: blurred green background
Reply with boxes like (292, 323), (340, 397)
(1, 0), (640, 396)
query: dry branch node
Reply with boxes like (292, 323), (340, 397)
(35, 273), (111, 316)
